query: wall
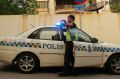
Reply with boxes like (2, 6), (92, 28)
(81, 12), (120, 44)
(0, 12), (120, 45)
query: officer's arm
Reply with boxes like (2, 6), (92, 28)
(65, 23), (74, 27)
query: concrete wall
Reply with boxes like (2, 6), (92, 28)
(81, 12), (120, 44)
(0, 12), (120, 45)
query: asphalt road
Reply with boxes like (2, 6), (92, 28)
(0, 62), (119, 79)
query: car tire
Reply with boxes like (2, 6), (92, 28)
(107, 54), (120, 74)
(17, 53), (39, 73)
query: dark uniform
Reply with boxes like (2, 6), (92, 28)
(62, 23), (78, 73)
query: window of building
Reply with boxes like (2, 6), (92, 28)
(36, 1), (48, 12)
(56, 0), (75, 10)
(38, 1), (48, 8)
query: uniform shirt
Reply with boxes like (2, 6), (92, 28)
(66, 23), (78, 41)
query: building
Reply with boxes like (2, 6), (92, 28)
(36, 0), (49, 14)
(36, 0), (110, 14)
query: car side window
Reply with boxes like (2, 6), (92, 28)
(39, 28), (61, 41)
(77, 30), (91, 42)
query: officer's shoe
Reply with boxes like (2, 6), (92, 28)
(70, 70), (79, 76)
(69, 68), (79, 76)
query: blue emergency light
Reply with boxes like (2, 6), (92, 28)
(55, 21), (66, 31)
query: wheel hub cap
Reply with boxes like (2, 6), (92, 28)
(111, 58), (120, 73)
(19, 56), (34, 72)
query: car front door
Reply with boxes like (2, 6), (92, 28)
(72, 29), (103, 67)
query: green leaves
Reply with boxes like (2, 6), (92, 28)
(110, 0), (120, 13)
(0, 0), (38, 15)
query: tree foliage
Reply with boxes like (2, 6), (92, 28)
(0, 0), (39, 15)
(0, 0), (9, 14)
(110, 0), (120, 13)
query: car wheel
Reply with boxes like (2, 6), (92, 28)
(107, 54), (120, 74)
(17, 53), (38, 73)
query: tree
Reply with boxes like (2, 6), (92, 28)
(0, 0), (39, 15)
(9, 0), (39, 14)
(0, 0), (9, 14)
(110, 0), (120, 13)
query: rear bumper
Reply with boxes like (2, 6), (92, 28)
(0, 49), (17, 64)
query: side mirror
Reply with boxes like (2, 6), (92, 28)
(92, 38), (98, 43)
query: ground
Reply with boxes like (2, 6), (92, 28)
(0, 62), (119, 79)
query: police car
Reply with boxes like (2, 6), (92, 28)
(0, 25), (120, 74)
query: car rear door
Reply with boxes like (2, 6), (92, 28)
(31, 27), (65, 66)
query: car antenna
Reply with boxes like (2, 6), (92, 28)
(30, 24), (35, 28)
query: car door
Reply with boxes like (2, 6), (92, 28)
(30, 27), (65, 66)
(73, 29), (103, 67)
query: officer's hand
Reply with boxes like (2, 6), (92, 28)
(60, 20), (67, 23)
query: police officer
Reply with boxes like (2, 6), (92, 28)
(59, 15), (78, 76)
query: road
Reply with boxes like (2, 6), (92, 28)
(0, 62), (119, 79)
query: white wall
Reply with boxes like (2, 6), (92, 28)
(0, 12), (120, 45)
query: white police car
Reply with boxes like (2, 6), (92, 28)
(0, 26), (120, 74)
